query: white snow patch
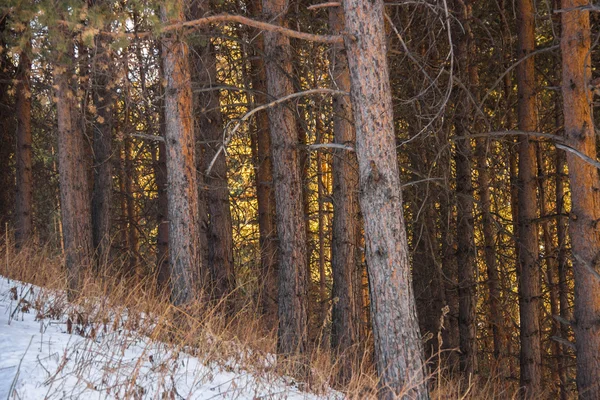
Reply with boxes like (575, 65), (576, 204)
(0, 277), (340, 399)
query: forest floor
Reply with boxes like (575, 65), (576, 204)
(0, 244), (522, 399)
(0, 276), (341, 399)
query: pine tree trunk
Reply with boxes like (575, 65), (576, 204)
(535, 144), (561, 396)
(453, 0), (477, 375)
(161, 0), (200, 305)
(123, 136), (139, 276)
(155, 99), (169, 290)
(262, 0), (309, 358)
(15, 48), (33, 248)
(329, 3), (361, 384)
(555, 148), (569, 400)
(342, 0), (429, 396)
(476, 138), (503, 363)
(190, 2), (236, 301)
(560, 2), (600, 397)
(247, 0), (278, 326)
(53, 32), (93, 297)
(516, 0), (542, 395)
(0, 19), (14, 235)
(409, 146), (445, 359)
(90, 0), (114, 271)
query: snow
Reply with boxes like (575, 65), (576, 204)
(0, 277), (339, 399)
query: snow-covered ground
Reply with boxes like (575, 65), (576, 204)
(0, 277), (339, 399)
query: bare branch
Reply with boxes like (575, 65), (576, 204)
(306, 143), (354, 151)
(130, 133), (165, 142)
(551, 336), (576, 351)
(479, 45), (559, 108)
(205, 89), (348, 175)
(307, 2), (341, 10)
(453, 130), (600, 170)
(60, 14), (348, 44)
(553, 314), (573, 327)
(554, 4), (600, 13)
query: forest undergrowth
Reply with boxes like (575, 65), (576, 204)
(2, 240), (528, 399)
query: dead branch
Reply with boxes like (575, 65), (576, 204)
(453, 130), (600, 170)
(307, 2), (341, 10)
(60, 13), (347, 44)
(205, 88), (348, 175)
(306, 143), (354, 151)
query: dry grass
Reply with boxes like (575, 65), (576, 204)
(1, 239), (527, 399)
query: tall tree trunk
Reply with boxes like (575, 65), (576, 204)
(535, 144), (561, 396)
(560, 2), (600, 397)
(123, 136), (139, 276)
(516, 0), (541, 395)
(316, 133), (327, 334)
(408, 143), (445, 360)
(15, 48), (33, 248)
(190, 1), (236, 301)
(0, 19), (14, 235)
(555, 148), (569, 400)
(262, 0), (309, 358)
(247, 0), (278, 326)
(476, 138), (503, 363)
(453, 0), (477, 375)
(343, 0), (429, 397)
(53, 29), (93, 297)
(329, 3), (361, 384)
(440, 189), (460, 365)
(161, 0), (200, 305)
(90, 0), (114, 271)
(155, 98), (169, 290)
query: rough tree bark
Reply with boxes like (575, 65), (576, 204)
(53, 27), (93, 297)
(342, 0), (429, 397)
(262, 0), (309, 357)
(155, 98), (170, 290)
(329, 3), (361, 384)
(0, 19), (14, 234)
(15, 47), (33, 248)
(453, 0), (477, 375)
(560, 1), (600, 398)
(555, 148), (569, 400)
(535, 144), (561, 395)
(247, 0), (278, 325)
(476, 138), (503, 363)
(90, 0), (115, 271)
(409, 146), (445, 360)
(516, 0), (541, 395)
(161, 0), (200, 305)
(190, 0), (236, 300)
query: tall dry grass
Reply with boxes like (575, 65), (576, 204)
(1, 238), (526, 399)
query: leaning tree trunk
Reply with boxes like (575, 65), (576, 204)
(53, 28), (93, 298)
(161, 0), (200, 306)
(262, 0), (309, 358)
(15, 48), (33, 248)
(516, 0), (542, 396)
(342, 0), (429, 397)
(560, 2), (600, 398)
(329, 3), (361, 385)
